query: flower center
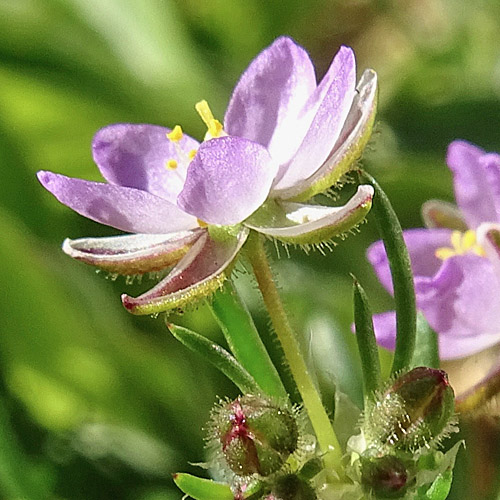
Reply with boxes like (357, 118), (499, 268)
(165, 100), (225, 172)
(435, 230), (486, 260)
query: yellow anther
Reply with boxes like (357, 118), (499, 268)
(195, 100), (223, 138)
(435, 230), (486, 260)
(197, 218), (208, 228)
(435, 248), (456, 260)
(188, 149), (197, 160)
(167, 125), (184, 142)
(462, 230), (476, 250)
(166, 159), (178, 170)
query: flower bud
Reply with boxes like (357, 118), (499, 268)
(209, 395), (299, 477)
(363, 367), (455, 453)
(261, 474), (317, 500)
(360, 455), (413, 498)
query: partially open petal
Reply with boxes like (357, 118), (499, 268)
(477, 222), (500, 276)
(271, 46), (356, 192)
(367, 228), (453, 294)
(447, 140), (500, 228)
(38, 171), (198, 234)
(177, 136), (278, 225)
(414, 254), (500, 339)
(122, 227), (249, 315)
(245, 184), (373, 245)
(93, 124), (199, 202)
(421, 200), (468, 231)
(372, 311), (500, 360)
(224, 36), (316, 165)
(481, 152), (500, 221)
(62, 230), (203, 275)
(273, 69), (377, 201)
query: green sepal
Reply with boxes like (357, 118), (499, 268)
(167, 323), (261, 394)
(352, 276), (382, 398)
(359, 171), (417, 374)
(418, 469), (453, 500)
(172, 473), (233, 500)
(411, 314), (440, 369)
(209, 281), (287, 399)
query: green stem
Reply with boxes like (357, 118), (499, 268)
(245, 232), (343, 475)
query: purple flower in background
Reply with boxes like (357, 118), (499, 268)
(38, 36), (377, 315)
(368, 140), (500, 359)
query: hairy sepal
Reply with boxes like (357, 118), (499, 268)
(122, 227), (249, 315)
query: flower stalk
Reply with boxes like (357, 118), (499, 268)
(245, 232), (343, 475)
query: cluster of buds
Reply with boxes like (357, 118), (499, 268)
(350, 367), (457, 498)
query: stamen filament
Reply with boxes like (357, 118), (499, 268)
(195, 100), (223, 138)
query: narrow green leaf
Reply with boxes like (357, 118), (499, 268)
(167, 323), (261, 394)
(209, 281), (287, 399)
(359, 171), (417, 374)
(352, 276), (382, 397)
(412, 313), (440, 369)
(173, 473), (233, 500)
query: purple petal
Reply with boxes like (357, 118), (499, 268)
(224, 36), (316, 165)
(372, 311), (500, 360)
(371, 311), (398, 351)
(62, 230), (203, 275)
(177, 136), (278, 225)
(246, 184), (373, 244)
(122, 227), (249, 315)
(272, 69), (377, 201)
(272, 46), (357, 191)
(415, 254), (500, 340)
(93, 124), (199, 202)
(477, 222), (500, 275)
(439, 331), (500, 359)
(38, 171), (198, 233)
(421, 200), (467, 231)
(447, 140), (500, 228)
(367, 228), (453, 294)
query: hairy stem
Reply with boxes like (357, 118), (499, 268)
(245, 232), (343, 475)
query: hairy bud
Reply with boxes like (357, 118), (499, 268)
(360, 454), (413, 498)
(362, 367), (456, 453)
(209, 395), (299, 477)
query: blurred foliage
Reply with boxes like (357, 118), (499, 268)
(1, 0), (500, 498)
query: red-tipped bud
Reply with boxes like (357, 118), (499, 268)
(360, 455), (413, 498)
(363, 367), (456, 453)
(210, 395), (299, 477)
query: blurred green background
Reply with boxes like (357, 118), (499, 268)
(1, 0), (500, 498)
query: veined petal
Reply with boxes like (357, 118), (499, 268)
(122, 227), (249, 315)
(38, 171), (198, 234)
(93, 124), (200, 202)
(245, 184), (373, 245)
(415, 254), (500, 340)
(421, 199), (467, 231)
(224, 36), (317, 163)
(447, 140), (500, 228)
(62, 230), (203, 275)
(477, 222), (500, 276)
(367, 228), (453, 294)
(372, 311), (500, 360)
(177, 136), (278, 225)
(271, 46), (357, 192)
(273, 69), (378, 201)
